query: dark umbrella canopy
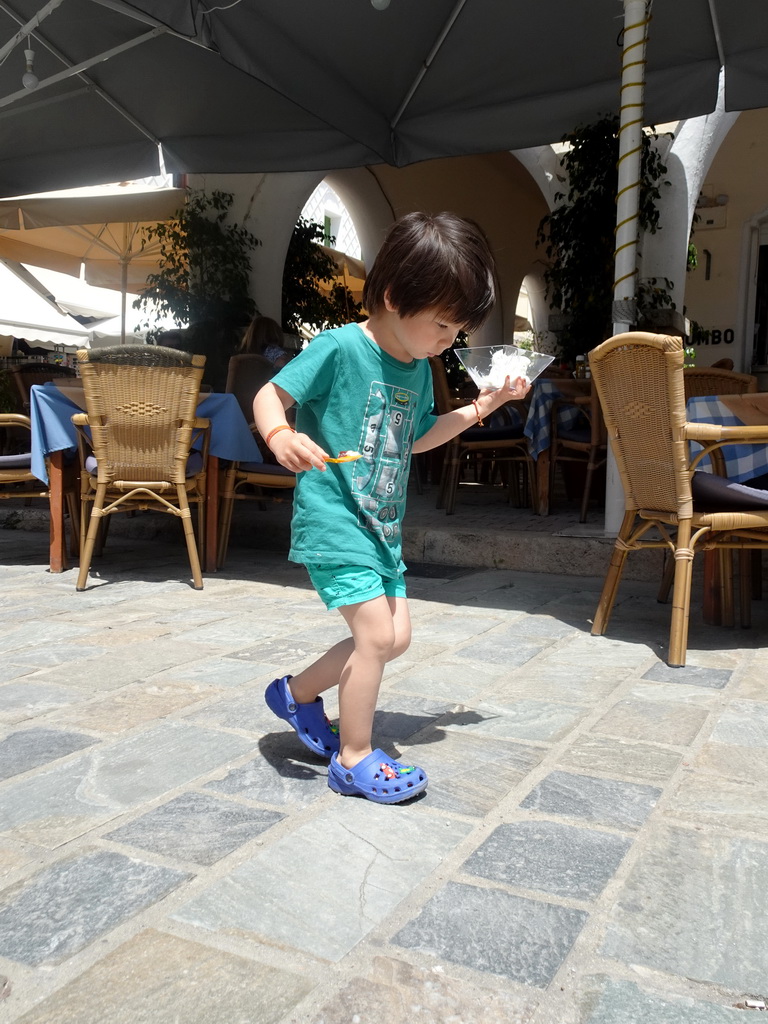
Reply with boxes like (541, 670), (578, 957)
(0, 0), (767, 196)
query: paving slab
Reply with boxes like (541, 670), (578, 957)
(103, 792), (284, 865)
(441, 697), (588, 743)
(0, 727), (97, 781)
(663, 772), (768, 837)
(392, 880), (588, 987)
(11, 929), (313, 1024)
(556, 735), (682, 783)
(583, 979), (746, 1024)
(204, 742), (329, 807)
(591, 695), (709, 745)
(311, 955), (538, 1024)
(0, 851), (190, 966)
(172, 797), (474, 962)
(411, 731), (546, 817)
(519, 770), (661, 830)
(602, 825), (768, 992)
(47, 682), (217, 733)
(463, 821), (632, 901)
(641, 663), (733, 689)
(0, 722), (255, 848)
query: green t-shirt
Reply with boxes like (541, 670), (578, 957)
(271, 322), (437, 577)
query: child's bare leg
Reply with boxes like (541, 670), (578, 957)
(337, 595), (411, 768)
(287, 637), (355, 704)
(289, 595), (410, 698)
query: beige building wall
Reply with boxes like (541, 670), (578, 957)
(191, 151), (548, 349)
(368, 151), (548, 345)
(683, 107), (768, 370)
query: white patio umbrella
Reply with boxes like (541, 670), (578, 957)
(0, 184), (187, 342)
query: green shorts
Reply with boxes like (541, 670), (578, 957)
(305, 563), (407, 611)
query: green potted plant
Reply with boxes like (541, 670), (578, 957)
(134, 190), (260, 389)
(537, 115), (676, 365)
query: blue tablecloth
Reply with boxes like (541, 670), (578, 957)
(29, 384), (263, 484)
(524, 379), (589, 459)
(686, 394), (768, 483)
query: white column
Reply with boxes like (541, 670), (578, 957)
(604, 0), (651, 535)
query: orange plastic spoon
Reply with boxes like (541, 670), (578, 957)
(324, 450), (363, 463)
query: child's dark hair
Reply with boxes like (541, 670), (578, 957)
(362, 211), (496, 334)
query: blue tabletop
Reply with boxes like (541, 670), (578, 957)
(686, 394), (768, 483)
(29, 384), (263, 484)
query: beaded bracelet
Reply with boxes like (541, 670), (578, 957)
(471, 399), (484, 426)
(265, 424), (294, 447)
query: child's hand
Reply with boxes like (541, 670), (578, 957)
(478, 375), (531, 409)
(270, 430), (329, 472)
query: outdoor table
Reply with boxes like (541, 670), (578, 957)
(29, 383), (263, 575)
(686, 391), (768, 626)
(686, 392), (768, 481)
(523, 377), (591, 515)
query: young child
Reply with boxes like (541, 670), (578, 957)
(252, 211), (529, 804)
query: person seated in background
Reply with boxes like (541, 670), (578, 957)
(240, 316), (290, 369)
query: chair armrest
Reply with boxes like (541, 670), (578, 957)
(193, 417), (210, 429)
(685, 422), (768, 475)
(71, 413), (90, 426)
(0, 413), (32, 429)
(685, 422), (768, 443)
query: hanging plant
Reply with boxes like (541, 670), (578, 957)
(537, 114), (673, 365)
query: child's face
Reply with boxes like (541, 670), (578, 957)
(385, 306), (464, 363)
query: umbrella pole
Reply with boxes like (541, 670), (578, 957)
(605, 0), (650, 535)
(120, 255), (128, 345)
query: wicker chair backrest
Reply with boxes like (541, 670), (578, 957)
(683, 367), (757, 399)
(75, 348), (206, 483)
(85, 345), (196, 367)
(589, 332), (691, 517)
(9, 362), (77, 410)
(428, 356), (454, 415)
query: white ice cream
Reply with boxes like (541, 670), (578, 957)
(477, 349), (532, 389)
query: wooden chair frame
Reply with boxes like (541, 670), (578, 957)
(217, 455), (296, 568)
(429, 357), (535, 515)
(548, 381), (607, 522)
(0, 412), (79, 563)
(590, 332), (768, 667)
(8, 362), (77, 413)
(657, 365), (759, 608)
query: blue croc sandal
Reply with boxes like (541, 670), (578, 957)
(264, 675), (340, 759)
(328, 748), (428, 804)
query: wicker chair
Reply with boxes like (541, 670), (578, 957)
(429, 357), (535, 514)
(8, 362), (77, 413)
(0, 412), (80, 562)
(590, 331), (768, 667)
(548, 381), (607, 522)
(683, 366), (757, 400)
(72, 346), (209, 591)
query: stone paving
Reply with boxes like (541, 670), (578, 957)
(0, 505), (767, 1023)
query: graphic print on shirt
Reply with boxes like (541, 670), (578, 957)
(352, 381), (416, 544)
